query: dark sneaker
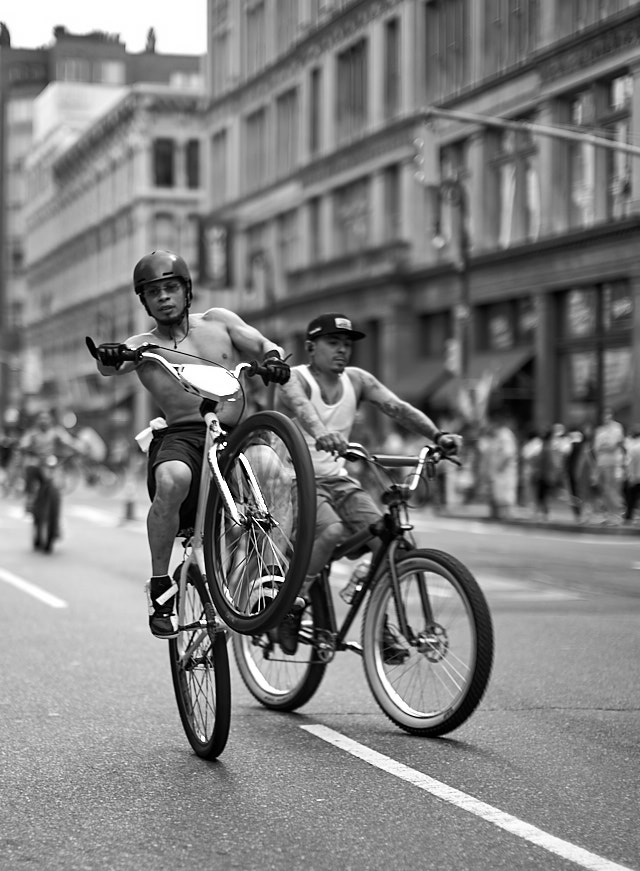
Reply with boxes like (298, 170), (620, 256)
(145, 574), (178, 639)
(382, 621), (409, 665)
(278, 599), (306, 655)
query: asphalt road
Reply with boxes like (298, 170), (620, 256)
(0, 488), (638, 871)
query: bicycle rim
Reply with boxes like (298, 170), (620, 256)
(205, 411), (315, 634)
(363, 549), (493, 737)
(169, 570), (231, 759)
(232, 578), (330, 711)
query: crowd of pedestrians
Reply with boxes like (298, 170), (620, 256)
(466, 409), (639, 526)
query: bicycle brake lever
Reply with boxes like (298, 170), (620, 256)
(85, 336), (98, 359)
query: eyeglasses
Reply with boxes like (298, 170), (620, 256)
(143, 280), (184, 300)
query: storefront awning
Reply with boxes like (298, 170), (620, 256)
(431, 347), (534, 406)
(393, 361), (453, 403)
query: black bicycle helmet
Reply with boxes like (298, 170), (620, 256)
(133, 250), (193, 307)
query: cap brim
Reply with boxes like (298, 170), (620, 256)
(309, 328), (366, 341)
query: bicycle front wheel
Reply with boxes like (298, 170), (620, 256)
(169, 566), (231, 759)
(204, 411), (315, 634)
(232, 575), (331, 711)
(362, 549), (493, 737)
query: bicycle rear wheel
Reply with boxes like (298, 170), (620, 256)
(204, 411), (315, 634)
(362, 549), (493, 737)
(169, 565), (231, 759)
(232, 576), (331, 711)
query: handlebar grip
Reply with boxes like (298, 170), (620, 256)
(85, 336), (141, 363)
(85, 336), (99, 359)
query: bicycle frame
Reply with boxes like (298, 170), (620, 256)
(302, 443), (441, 658)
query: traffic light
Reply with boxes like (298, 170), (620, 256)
(413, 124), (440, 186)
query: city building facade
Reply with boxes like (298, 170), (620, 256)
(200, 0), (640, 437)
(0, 25), (202, 430)
(6, 1), (640, 450)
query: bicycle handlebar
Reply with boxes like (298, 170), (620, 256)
(342, 441), (459, 467)
(85, 336), (275, 383)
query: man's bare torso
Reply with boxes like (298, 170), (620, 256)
(128, 311), (244, 426)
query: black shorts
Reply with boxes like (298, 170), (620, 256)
(147, 423), (206, 530)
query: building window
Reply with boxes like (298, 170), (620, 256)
(477, 297), (537, 351)
(276, 0), (299, 54)
(556, 0), (634, 36)
(333, 177), (370, 255)
(489, 119), (540, 247)
(558, 281), (634, 423)
(245, 223), (269, 296)
(210, 129), (228, 205)
(94, 60), (125, 84)
(382, 164), (401, 241)
(418, 311), (452, 359)
(211, 30), (230, 97)
(424, 0), (470, 99)
(186, 139), (200, 188)
(309, 196), (322, 262)
(309, 67), (322, 156)
(275, 88), (299, 177)
(336, 38), (368, 144)
(245, 0), (267, 77)
(277, 209), (298, 278)
(604, 74), (633, 220)
(244, 107), (268, 191)
(484, 0), (540, 75)
(384, 17), (401, 120)
(153, 138), (175, 187)
(562, 74), (633, 228)
(55, 58), (91, 82)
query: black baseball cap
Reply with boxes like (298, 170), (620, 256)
(306, 313), (366, 341)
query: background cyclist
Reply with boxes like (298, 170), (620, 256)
(276, 312), (461, 656)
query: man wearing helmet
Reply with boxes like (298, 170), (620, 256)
(91, 249), (290, 638)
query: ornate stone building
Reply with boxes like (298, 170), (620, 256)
(0, 26), (202, 430)
(200, 0), (640, 435)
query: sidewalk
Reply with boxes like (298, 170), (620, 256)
(439, 497), (639, 536)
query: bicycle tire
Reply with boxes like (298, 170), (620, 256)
(362, 549), (493, 737)
(232, 575), (331, 711)
(204, 411), (316, 634)
(169, 565), (231, 759)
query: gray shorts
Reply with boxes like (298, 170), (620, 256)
(316, 474), (381, 539)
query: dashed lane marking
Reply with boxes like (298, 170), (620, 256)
(0, 567), (67, 609)
(302, 725), (634, 871)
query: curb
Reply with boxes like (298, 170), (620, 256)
(439, 509), (639, 536)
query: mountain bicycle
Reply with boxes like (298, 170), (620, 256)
(233, 442), (494, 737)
(86, 338), (316, 759)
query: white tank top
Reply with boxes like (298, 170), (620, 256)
(293, 365), (357, 478)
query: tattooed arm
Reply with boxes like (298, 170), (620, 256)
(350, 367), (442, 442)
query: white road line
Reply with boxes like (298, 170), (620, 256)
(0, 567), (67, 609)
(302, 725), (634, 871)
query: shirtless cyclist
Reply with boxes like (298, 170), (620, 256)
(91, 249), (290, 638)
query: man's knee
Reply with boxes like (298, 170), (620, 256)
(318, 520), (345, 550)
(153, 462), (191, 505)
